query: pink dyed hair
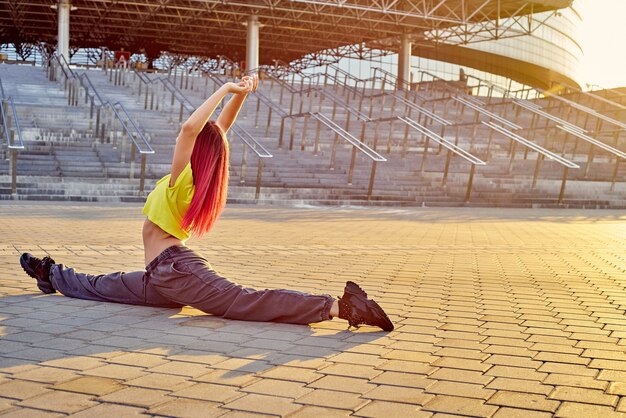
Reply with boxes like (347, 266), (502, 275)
(181, 121), (229, 237)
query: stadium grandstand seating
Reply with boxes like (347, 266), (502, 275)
(1, 54), (624, 208)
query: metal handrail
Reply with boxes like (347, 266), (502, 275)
(312, 112), (385, 162)
(400, 117), (485, 166)
(453, 96), (522, 130)
(512, 99), (584, 133)
(77, 73), (104, 106)
(414, 68), (485, 106)
(288, 69), (452, 127)
(400, 116), (485, 202)
(372, 66), (413, 91)
(483, 121), (579, 204)
(1, 96), (25, 195)
(482, 122), (578, 169)
(46, 52), (154, 190)
(541, 89), (626, 131)
(325, 67), (451, 126)
(0, 98), (24, 150)
(555, 82), (626, 112)
(7, 97), (23, 149)
(211, 65), (385, 197)
(160, 78), (195, 113)
(557, 125), (626, 159)
(230, 124), (272, 158)
(105, 102), (154, 154)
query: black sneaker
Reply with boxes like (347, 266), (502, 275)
(20, 253), (56, 294)
(338, 281), (394, 331)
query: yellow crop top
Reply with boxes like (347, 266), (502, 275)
(142, 163), (195, 241)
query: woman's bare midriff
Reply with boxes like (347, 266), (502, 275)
(142, 218), (184, 266)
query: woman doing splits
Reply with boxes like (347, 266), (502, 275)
(19, 74), (393, 331)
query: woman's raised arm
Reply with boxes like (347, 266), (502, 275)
(216, 74), (258, 134)
(169, 79), (254, 185)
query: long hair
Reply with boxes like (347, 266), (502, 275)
(181, 121), (229, 237)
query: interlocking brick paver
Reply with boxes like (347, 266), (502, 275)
(423, 394), (498, 417)
(65, 403), (146, 417)
(426, 380), (495, 400)
(242, 378), (312, 398)
(125, 373), (194, 391)
(363, 385), (434, 405)
(11, 366), (78, 384)
(225, 393), (302, 415)
(486, 391), (559, 412)
(491, 407), (553, 418)
(82, 363), (147, 380)
(320, 363), (383, 379)
(0, 380), (51, 400)
(307, 375), (374, 394)
(0, 408), (64, 418)
(432, 357), (491, 372)
(353, 401), (430, 418)
(369, 371), (433, 388)
(485, 365), (548, 381)
(18, 391), (98, 414)
(549, 386), (618, 406)
(288, 406), (351, 417)
(544, 373), (608, 390)
(377, 359), (437, 374)
(98, 387), (169, 407)
(295, 389), (367, 410)
(171, 382), (243, 402)
(555, 402), (626, 418)
(149, 398), (224, 418)
(537, 362), (598, 376)
(52, 376), (123, 396)
(429, 368), (493, 385)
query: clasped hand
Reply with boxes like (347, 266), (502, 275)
(226, 74), (258, 95)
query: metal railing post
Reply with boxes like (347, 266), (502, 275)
(130, 145), (136, 179)
(558, 166), (568, 204)
(240, 143), (248, 184)
(255, 158), (263, 200)
(300, 115), (309, 151)
(347, 146), (357, 185)
(442, 149), (452, 186)
(95, 106), (101, 139)
(329, 131), (339, 170)
(9, 134), (17, 194)
(278, 118), (286, 149)
(465, 164), (476, 203)
(532, 154), (543, 189)
(139, 154), (147, 193)
(610, 158), (619, 192)
(120, 126), (127, 163)
(367, 161), (377, 201)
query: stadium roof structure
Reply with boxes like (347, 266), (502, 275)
(1, 0), (572, 66)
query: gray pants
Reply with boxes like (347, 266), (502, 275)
(50, 245), (334, 324)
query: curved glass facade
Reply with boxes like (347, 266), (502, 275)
(461, 7), (583, 86)
(302, 6), (583, 94)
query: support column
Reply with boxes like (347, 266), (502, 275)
(397, 32), (411, 90)
(57, 0), (71, 60)
(246, 15), (260, 74)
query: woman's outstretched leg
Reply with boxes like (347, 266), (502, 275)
(149, 246), (393, 330)
(19, 253), (181, 308)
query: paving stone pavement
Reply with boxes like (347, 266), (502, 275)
(0, 201), (625, 417)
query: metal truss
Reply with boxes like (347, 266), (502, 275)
(0, 0), (570, 68)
